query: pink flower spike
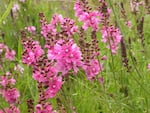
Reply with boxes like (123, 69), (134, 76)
(45, 76), (63, 98)
(5, 49), (16, 61)
(101, 26), (122, 54)
(3, 88), (20, 104)
(82, 59), (103, 80)
(5, 106), (20, 113)
(35, 103), (56, 113)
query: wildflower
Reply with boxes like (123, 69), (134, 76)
(41, 24), (57, 38)
(25, 26), (36, 34)
(0, 76), (16, 87)
(5, 106), (20, 113)
(45, 76), (63, 98)
(35, 103), (56, 113)
(12, 3), (20, 13)
(0, 110), (4, 113)
(33, 65), (57, 83)
(82, 59), (102, 80)
(74, 1), (101, 31)
(3, 88), (20, 104)
(22, 39), (44, 65)
(48, 39), (83, 75)
(126, 21), (132, 28)
(5, 49), (16, 61)
(101, 25), (122, 54)
(101, 55), (107, 60)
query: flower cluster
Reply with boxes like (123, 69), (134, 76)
(0, 72), (20, 113)
(48, 39), (83, 75)
(101, 25), (122, 54)
(0, 43), (16, 61)
(32, 55), (63, 98)
(40, 14), (78, 39)
(35, 103), (56, 113)
(82, 59), (103, 80)
(22, 38), (44, 65)
(74, 0), (101, 31)
(12, 3), (20, 13)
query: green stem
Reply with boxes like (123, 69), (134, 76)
(0, 0), (15, 27)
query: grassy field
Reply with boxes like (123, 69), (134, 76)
(0, 0), (150, 113)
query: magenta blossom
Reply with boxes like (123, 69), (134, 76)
(22, 39), (44, 65)
(5, 49), (16, 61)
(33, 66), (57, 83)
(3, 88), (20, 104)
(82, 59), (103, 80)
(35, 103), (56, 113)
(0, 110), (4, 113)
(5, 106), (20, 113)
(45, 76), (63, 98)
(48, 39), (83, 75)
(0, 76), (16, 87)
(74, 1), (101, 31)
(101, 25), (122, 54)
(25, 26), (36, 33)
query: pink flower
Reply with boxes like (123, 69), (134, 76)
(101, 25), (122, 54)
(82, 59), (103, 80)
(45, 77), (63, 98)
(74, 1), (101, 31)
(47, 39), (83, 75)
(33, 66), (56, 83)
(5, 106), (20, 113)
(0, 76), (16, 87)
(41, 14), (78, 38)
(41, 24), (56, 38)
(0, 110), (4, 113)
(12, 3), (20, 13)
(35, 103), (56, 113)
(3, 88), (20, 104)
(22, 39), (44, 65)
(51, 14), (64, 26)
(148, 64), (150, 70)
(60, 18), (78, 37)
(25, 26), (36, 33)
(5, 49), (16, 61)
(126, 21), (132, 29)
(101, 55), (107, 60)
